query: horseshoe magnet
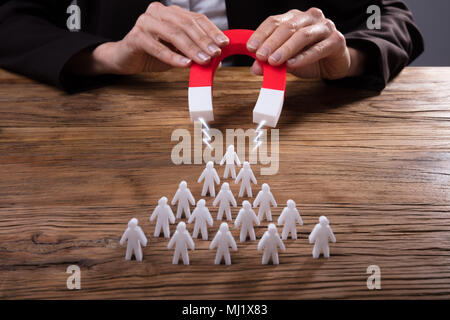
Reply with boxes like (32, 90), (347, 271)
(188, 29), (287, 128)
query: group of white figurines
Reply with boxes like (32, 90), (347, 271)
(120, 145), (336, 265)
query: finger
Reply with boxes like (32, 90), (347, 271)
(153, 6), (225, 57)
(251, 60), (263, 75)
(256, 14), (316, 62)
(194, 13), (229, 47)
(137, 31), (192, 68)
(247, 15), (282, 52)
(269, 20), (334, 66)
(137, 13), (211, 64)
(286, 31), (345, 69)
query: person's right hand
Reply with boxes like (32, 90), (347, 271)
(67, 2), (229, 75)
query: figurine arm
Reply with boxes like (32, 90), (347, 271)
(219, 153), (226, 166)
(168, 206), (176, 224)
(212, 193), (220, 207)
(251, 210), (260, 226)
(257, 234), (267, 251)
(270, 194), (277, 207)
(171, 190), (180, 206)
(234, 211), (242, 227)
(253, 193), (260, 207)
(235, 170), (242, 184)
(228, 233), (238, 251)
(230, 192), (237, 207)
(277, 235), (286, 251)
(188, 210), (196, 224)
(234, 153), (241, 166)
(278, 209), (286, 225)
(198, 170), (205, 183)
(328, 226), (337, 243)
(309, 225), (319, 244)
(138, 227), (148, 247)
(296, 210), (303, 226)
(119, 229), (128, 246)
(250, 171), (257, 184)
(213, 169), (220, 184)
(206, 209), (213, 226)
(188, 190), (195, 205)
(167, 233), (176, 249)
(150, 207), (158, 222)
(209, 233), (219, 249)
(187, 233), (195, 250)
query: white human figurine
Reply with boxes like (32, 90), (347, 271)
(198, 161), (220, 197)
(278, 199), (303, 240)
(257, 224), (286, 265)
(209, 223), (238, 265)
(119, 218), (148, 262)
(171, 181), (195, 219)
(213, 182), (237, 221)
(150, 196), (175, 238)
(253, 183), (277, 222)
(168, 222), (195, 265)
(188, 199), (213, 240)
(235, 161), (257, 197)
(234, 200), (260, 242)
(220, 145), (241, 179)
(309, 216), (336, 259)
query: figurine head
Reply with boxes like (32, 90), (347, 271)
(197, 199), (206, 208)
(287, 199), (296, 209)
(179, 181), (187, 189)
(219, 222), (229, 233)
(221, 182), (230, 190)
(206, 161), (214, 169)
(319, 216), (329, 226)
(128, 218), (138, 229)
(158, 196), (168, 206)
(227, 145), (234, 153)
(268, 223), (277, 235)
(242, 200), (251, 210)
(177, 221), (186, 232)
(243, 161), (250, 169)
(262, 183), (270, 192)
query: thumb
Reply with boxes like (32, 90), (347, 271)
(251, 60), (263, 75)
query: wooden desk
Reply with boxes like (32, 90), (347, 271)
(1, 67), (450, 299)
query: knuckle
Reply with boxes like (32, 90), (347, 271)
(288, 9), (302, 16)
(334, 31), (346, 48)
(281, 19), (298, 32)
(195, 13), (208, 22)
(300, 28), (313, 40)
(198, 35), (212, 45)
(136, 13), (149, 27)
(147, 1), (161, 12)
(308, 7), (324, 19)
(267, 15), (279, 24)
(324, 19), (335, 31)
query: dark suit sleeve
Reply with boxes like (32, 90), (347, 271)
(0, 1), (112, 92)
(329, 0), (424, 91)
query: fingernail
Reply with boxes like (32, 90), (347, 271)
(208, 43), (220, 54)
(197, 51), (210, 62)
(180, 57), (192, 65)
(257, 47), (270, 58)
(288, 57), (296, 65)
(247, 39), (260, 50)
(270, 52), (282, 63)
(216, 34), (229, 45)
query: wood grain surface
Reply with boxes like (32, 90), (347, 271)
(1, 67), (450, 299)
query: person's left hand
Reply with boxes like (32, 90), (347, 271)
(247, 8), (364, 79)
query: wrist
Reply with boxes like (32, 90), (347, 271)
(64, 42), (121, 76)
(347, 47), (367, 77)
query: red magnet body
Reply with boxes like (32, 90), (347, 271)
(188, 29), (286, 127)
